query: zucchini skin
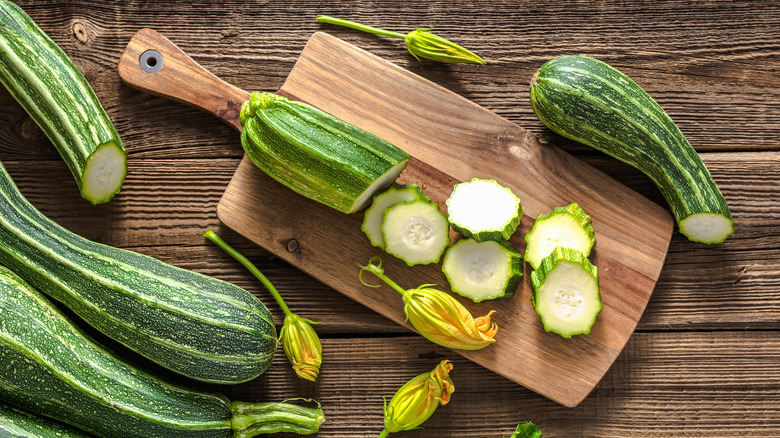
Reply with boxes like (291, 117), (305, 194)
(0, 265), (233, 438)
(0, 402), (92, 438)
(0, 160), (277, 384)
(530, 55), (733, 243)
(239, 92), (410, 214)
(0, 0), (126, 204)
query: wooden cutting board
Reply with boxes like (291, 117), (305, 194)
(118, 28), (674, 407)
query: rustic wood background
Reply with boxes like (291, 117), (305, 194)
(1, 0), (778, 436)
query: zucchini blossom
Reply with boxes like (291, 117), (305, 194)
(316, 15), (485, 64)
(359, 257), (497, 350)
(378, 360), (454, 438)
(205, 230), (322, 382)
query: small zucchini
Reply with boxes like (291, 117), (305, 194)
(442, 238), (523, 302)
(530, 55), (733, 243)
(524, 203), (595, 270)
(0, 160), (276, 384)
(445, 178), (522, 242)
(240, 92), (410, 214)
(0, 0), (126, 204)
(530, 247), (601, 338)
(0, 264), (325, 438)
(381, 198), (450, 266)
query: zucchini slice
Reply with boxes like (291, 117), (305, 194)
(0, 1), (126, 204)
(362, 183), (429, 248)
(445, 178), (522, 242)
(442, 238), (523, 302)
(381, 199), (449, 266)
(524, 203), (595, 270)
(530, 247), (601, 338)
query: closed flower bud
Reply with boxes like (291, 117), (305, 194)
(405, 28), (485, 64)
(359, 257), (497, 351)
(380, 360), (454, 437)
(280, 313), (322, 382)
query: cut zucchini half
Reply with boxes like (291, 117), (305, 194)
(361, 183), (430, 248)
(445, 178), (522, 242)
(381, 199), (449, 266)
(530, 247), (601, 338)
(442, 238), (523, 302)
(524, 203), (595, 270)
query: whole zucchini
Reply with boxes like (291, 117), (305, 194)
(0, 159), (276, 384)
(239, 92), (411, 214)
(0, 402), (91, 438)
(0, 265), (325, 438)
(530, 55), (733, 244)
(0, 0), (126, 204)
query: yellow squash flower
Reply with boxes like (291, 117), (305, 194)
(379, 360), (454, 437)
(280, 313), (322, 382)
(359, 257), (497, 350)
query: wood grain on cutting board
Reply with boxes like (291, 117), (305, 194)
(119, 29), (674, 407)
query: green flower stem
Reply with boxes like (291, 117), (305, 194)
(316, 15), (406, 39)
(231, 399), (325, 437)
(359, 257), (408, 297)
(377, 428), (391, 438)
(205, 229), (292, 318)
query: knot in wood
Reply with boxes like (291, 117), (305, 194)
(72, 21), (89, 44)
(286, 239), (299, 253)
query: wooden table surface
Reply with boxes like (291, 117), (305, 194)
(2, 1), (779, 436)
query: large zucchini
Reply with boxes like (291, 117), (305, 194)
(0, 0), (126, 204)
(0, 265), (324, 438)
(0, 160), (276, 384)
(530, 55), (733, 244)
(0, 402), (91, 438)
(239, 92), (410, 214)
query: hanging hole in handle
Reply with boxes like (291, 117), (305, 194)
(139, 50), (163, 73)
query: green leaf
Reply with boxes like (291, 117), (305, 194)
(506, 422), (542, 438)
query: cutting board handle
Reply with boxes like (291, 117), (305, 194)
(118, 28), (249, 131)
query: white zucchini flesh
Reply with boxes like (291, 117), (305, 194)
(531, 251), (601, 338)
(361, 184), (428, 248)
(381, 199), (449, 266)
(442, 239), (523, 302)
(524, 213), (594, 270)
(446, 178), (522, 242)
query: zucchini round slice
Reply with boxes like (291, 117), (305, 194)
(442, 238), (523, 302)
(445, 178), (522, 242)
(381, 199), (449, 266)
(362, 184), (429, 248)
(530, 247), (601, 338)
(524, 203), (595, 270)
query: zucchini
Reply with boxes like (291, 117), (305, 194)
(442, 238), (523, 302)
(239, 92), (410, 214)
(530, 55), (733, 244)
(0, 265), (325, 438)
(0, 160), (276, 384)
(362, 183), (430, 248)
(0, 0), (126, 204)
(0, 402), (90, 438)
(524, 202), (595, 270)
(530, 247), (601, 338)
(445, 178), (522, 242)
(381, 198), (450, 266)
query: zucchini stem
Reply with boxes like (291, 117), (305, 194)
(231, 399), (325, 437)
(358, 256), (408, 296)
(377, 428), (391, 438)
(316, 15), (407, 39)
(204, 230), (292, 317)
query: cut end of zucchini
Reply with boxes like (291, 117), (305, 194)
(679, 212), (734, 244)
(382, 199), (450, 266)
(350, 159), (409, 213)
(442, 239), (523, 302)
(446, 178), (522, 242)
(81, 141), (127, 204)
(531, 247), (601, 338)
(524, 203), (595, 270)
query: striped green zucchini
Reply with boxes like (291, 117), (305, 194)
(240, 92), (410, 214)
(0, 0), (126, 204)
(0, 159), (276, 384)
(530, 55), (733, 244)
(0, 402), (91, 438)
(0, 265), (325, 438)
